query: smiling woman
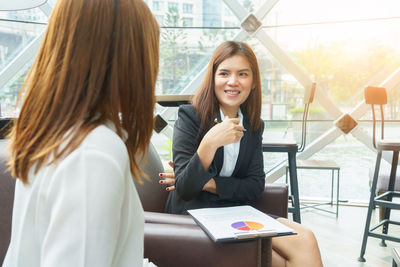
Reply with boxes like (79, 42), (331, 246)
(164, 41), (323, 267)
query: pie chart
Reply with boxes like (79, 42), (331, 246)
(231, 221), (264, 231)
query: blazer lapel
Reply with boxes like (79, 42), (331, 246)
(232, 115), (249, 175)
(214, 146), (224, 174)
(213, 111), (224, 173)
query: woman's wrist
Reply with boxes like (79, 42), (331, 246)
(199, 135), (219, 152)
(202, 178), (217, 194)
(197, 139), (218, 171)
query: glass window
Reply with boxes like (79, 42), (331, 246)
(155, 15), (164, 25)
(157, 28), (238, 95)
(0, 8), (47, 23)
(1, 0), (400, 204)
(0, 7), (47, 117)
(224, 7), (232, 16)
(223, 21), (236, 27)
(182, 17), (193, 27)
(168, 2), (179, 11)
(182, 3), (193, 14)
(152, 1), (163, 11)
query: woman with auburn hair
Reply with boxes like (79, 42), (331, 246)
(4, 0), (158, 266)
(161, 41), (323, 267)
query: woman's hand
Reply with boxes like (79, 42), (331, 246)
(197, 117), (245, 171)
(202, 178), (217, 194)
(158, 161), (217, 195)
(159, 161), (175, 191)
(202, 117), (245, 150)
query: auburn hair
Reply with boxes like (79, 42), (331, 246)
(192, 41), (262, 132)
(9, 0), (159, 184)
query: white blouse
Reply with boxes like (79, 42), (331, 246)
(219, 109), (243, 177)
(3, 124), (154, 267)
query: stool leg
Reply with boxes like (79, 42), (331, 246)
(359, 150), (382, 262)
(288, 151), (301, 223)
(336, 169), (340, 218)
(380, 151), (399, 247)
(285, 167), (289, 184)
(331, 169), (334, 206)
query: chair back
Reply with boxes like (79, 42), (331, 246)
(298, 82), (316, 152)
(365, 86), (387, 105)
(134, 142), (169, 213)
(0, 140), (14, 265)
(364, 86), (387, 148)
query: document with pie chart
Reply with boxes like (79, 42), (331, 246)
(188, 205), (296, 242)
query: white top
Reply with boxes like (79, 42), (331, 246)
(3, 124), (154, 267)
(219, 109), (243, 177)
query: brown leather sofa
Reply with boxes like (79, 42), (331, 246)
(0, 140), (14, 265)
(0, 139), (288, 267)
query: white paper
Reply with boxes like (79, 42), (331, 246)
(188, 205), (296, 242)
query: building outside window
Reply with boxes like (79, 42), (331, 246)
(155, 15), (164, 25)
(224, 7), (231, 16)
(182, 3), (193, 14)
(182, 17), (193, 27)
(168, 2), (179, 11)
(152, 1), (163, 11)
(223, 21), (236, 27)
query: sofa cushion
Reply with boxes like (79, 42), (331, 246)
(369, 161), (400, 192)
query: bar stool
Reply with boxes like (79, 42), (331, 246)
(263, 82), (316, 224)
(263, 142), (300, 222)
(358, 86), (400, 262)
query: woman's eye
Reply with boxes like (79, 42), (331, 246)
(239, 72), (249, 76)
(219, 72), (228, 76)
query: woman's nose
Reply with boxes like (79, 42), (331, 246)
(227, 74), (239, 85)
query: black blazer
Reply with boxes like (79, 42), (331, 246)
(165, 105), (265, 214)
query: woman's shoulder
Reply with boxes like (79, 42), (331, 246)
(177, 104), (200, 124)
(77, 124), (128, 163)
(178, 104), (196, 116)
(174, 104), (201, 135)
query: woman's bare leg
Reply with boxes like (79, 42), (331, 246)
(272, 249), (286, 267)
(271, 218), (323, 267)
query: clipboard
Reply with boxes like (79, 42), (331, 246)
(188, 205), (296, 242)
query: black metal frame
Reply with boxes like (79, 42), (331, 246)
(262, 82), (316, 224)
(359, 86), (400, 262)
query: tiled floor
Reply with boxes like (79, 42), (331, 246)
(300, 203), (400, 267)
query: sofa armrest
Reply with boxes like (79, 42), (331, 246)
(145, 183), (289, 225)
(144, 211), (196, 225)
(250, 183), (288, 218)
(0, 140), (14, 265)
(144, 223), (262, 267)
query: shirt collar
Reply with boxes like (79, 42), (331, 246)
(219, 108), (243, 127)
